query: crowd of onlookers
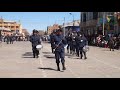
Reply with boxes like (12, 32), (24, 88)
(41, 35), (50, 42)
(86, 34), (120, 50)
(0, 34), (30, 44)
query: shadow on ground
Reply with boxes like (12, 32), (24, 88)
(38, 67), (57, 71)
(68, 56), (81, 59)
(102, 49), (111, 51)
(44, 55), (55, 59)
(22, 52), (33, 58)
(22, 52), (33, 56)
(38, 67), (64, 72)
(22, 56), (34, 58)
(65, 53), (72, 56)
(42, 52), (53, 54)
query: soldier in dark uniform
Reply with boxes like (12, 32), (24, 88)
(10, 34), (14, 44)
(5, 34), (10, 44)
(30, 30), (41, 58)
(75, 32), (88, 59)
(66, 33), (72, 54)
(50, 30), (56, 53)
(53, 29), (67, 71)
(71, 32), (77, 55)
(108, 36), (115, 51)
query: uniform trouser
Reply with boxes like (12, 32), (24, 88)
(67, 43), (72, 52)
(6, 40), (9, 44)
(76, 46), (79, 56)
(51, 47), (54, 53)
(51, 43), (54, 53)
(72, 44), (76, 53)
(78, 47), (86, 58)
(109, 44), (114, 51)
(55, 49), (65, 64)
(32, 46), (39, 56)
(10, 40), (13, 44)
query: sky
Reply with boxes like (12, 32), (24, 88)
(0, 12), (80, 34)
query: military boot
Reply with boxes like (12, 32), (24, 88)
(57, 63), (60, 71)
(62, 62), (66, 70)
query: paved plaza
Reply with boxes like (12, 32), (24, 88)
(0, 41), (120, 78)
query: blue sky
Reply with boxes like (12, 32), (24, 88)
(0, 12), (80, 33)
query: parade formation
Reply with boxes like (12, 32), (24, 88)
(0, 12), (120, 78)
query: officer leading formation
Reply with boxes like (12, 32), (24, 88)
(52, 29), (67, 71)
(30, 29), (41, 58)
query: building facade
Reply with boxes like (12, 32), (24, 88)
(22, 29), (30, 36)
(80, 12), (120, 36)
(47, 24), (60, 35)
(0, 18), (22, 36)
(61, 20), (80, 35)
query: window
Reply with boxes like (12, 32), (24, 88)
(11, 30), (15, 32)
(83, 13), (86, 22)
(16, 26), (19, 28)
(89, 12), (92, 20)
(11, 26), (14, 28)
(93, 12), (98, 20)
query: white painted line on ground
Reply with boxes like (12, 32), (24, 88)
(45, 43), (80, 78)
(39, 49), (47, 78)
(65, 64), (80, 78)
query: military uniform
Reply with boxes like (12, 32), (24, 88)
(71, 33), (77, 55)
(53, 29), (67, 71)
(108, 36), (115, 51)
(66, 34), (72, 53)
(50, 32), (56, 53)
(75, 34), (88, 59)
(5, 35), (10, 44)
(30, 30), (41, 58)
(10, 35), (14, 44)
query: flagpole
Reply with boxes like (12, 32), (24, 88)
(103, 12), (105, 36)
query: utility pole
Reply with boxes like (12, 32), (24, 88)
(70, 13), (74, 32)
(63, 17), (65, 37)
(103, 12), (105, 36)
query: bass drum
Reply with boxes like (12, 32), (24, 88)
(83, 45), (89, 52)
(36, 45), (43, 50)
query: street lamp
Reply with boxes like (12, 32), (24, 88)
(69, 13), (74, 26)
(63, 17), (65, 37)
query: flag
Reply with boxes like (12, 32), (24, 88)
(107, 16), (111, 22)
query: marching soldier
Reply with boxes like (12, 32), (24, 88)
(30, 30), (41, 58)
(50, 30), (56, 53)
(53, 29), (67, 71)
(71, 31), (77, 55)
(108, 36), (115, 51)
(5, 34), (10, 44)
(66, 33), (72, 54)
(10, 34), (14, 44)
(75, 32), (88, 59)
